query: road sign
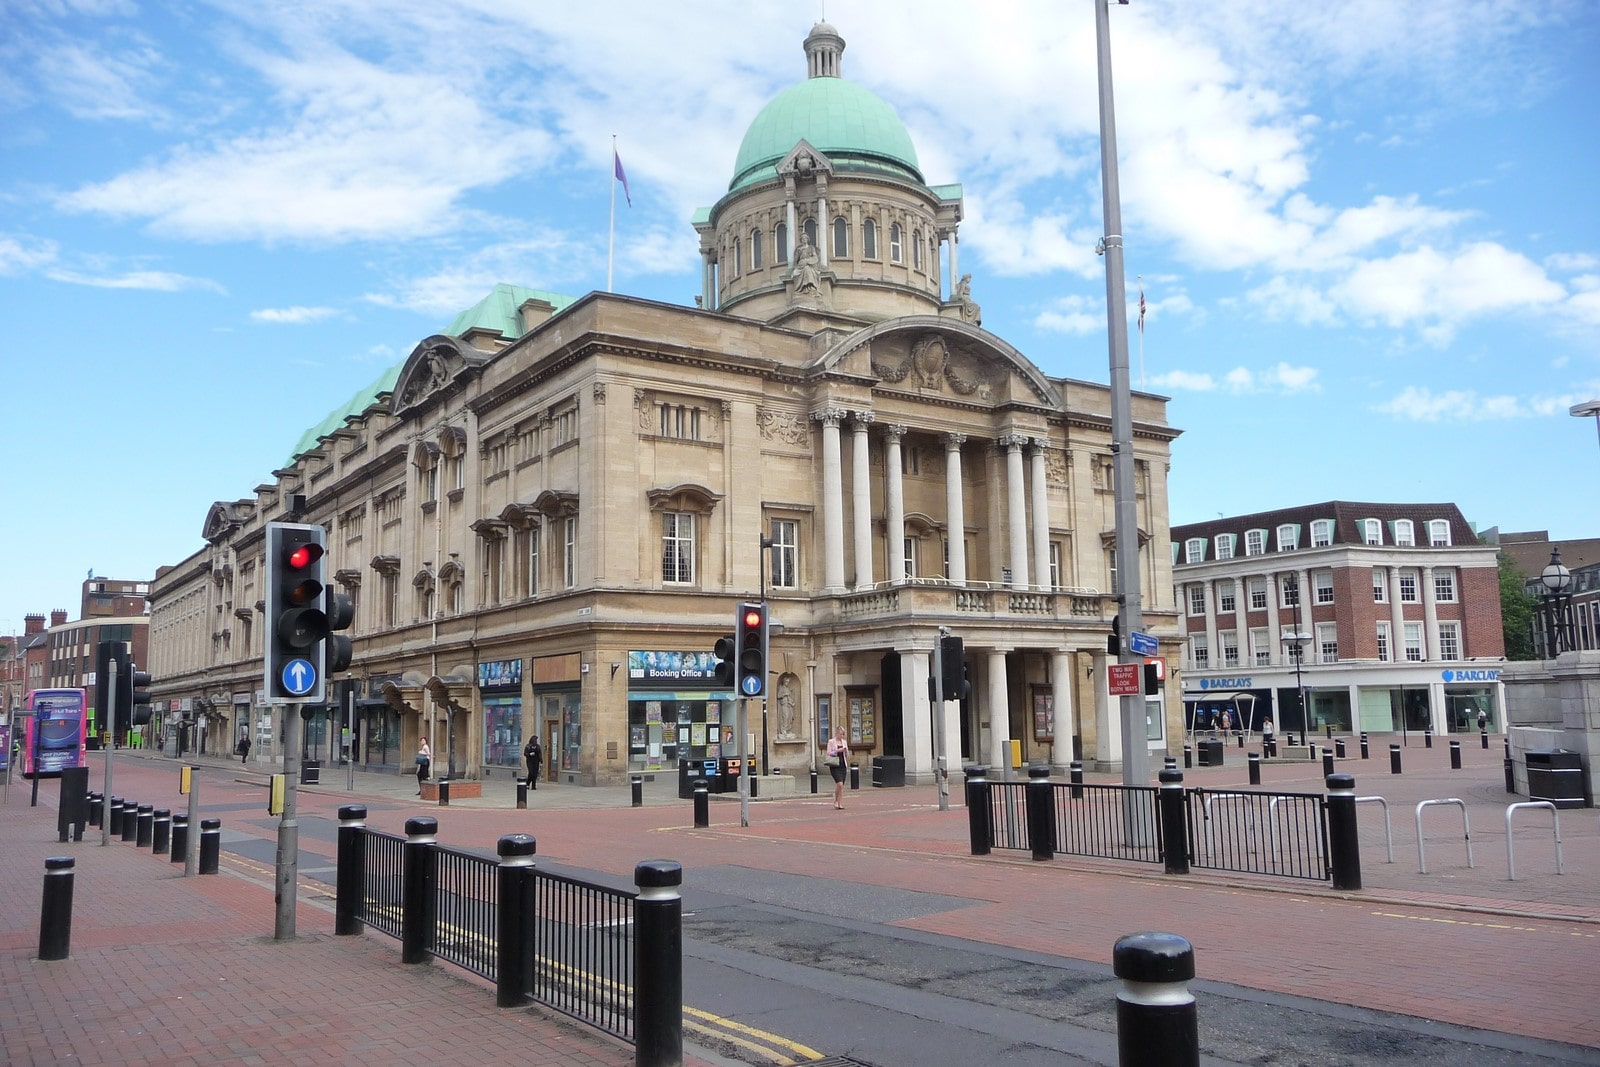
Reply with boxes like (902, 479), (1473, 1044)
(1128, 631), (1159, 657)
(1107, 663), (1141, 696)
(280, 659), (317, 698)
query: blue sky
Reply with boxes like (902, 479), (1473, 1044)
(3, 0), (1598, 635)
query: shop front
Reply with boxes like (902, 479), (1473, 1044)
(530, 653), (582, 784)
(626, 649), (734, 775)
(479, 658), (524, 776)
(358, 675), (404, 770)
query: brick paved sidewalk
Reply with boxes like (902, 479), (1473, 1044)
(0, 778), (708, 1067)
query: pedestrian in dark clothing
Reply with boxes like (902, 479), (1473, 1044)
(523, 735), (542, 789)
(239, 736), (251, 764)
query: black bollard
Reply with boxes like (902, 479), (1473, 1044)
(1159, 770), (1189, 875)
(1389, 743), (1402, 775)
(1163, 755), (1178, 773)
(849, 764), (860, 790)
(1360, 732), (1370, 759)
(38, 857), (75, 962)
(1449, 740), (1462, 770)
(1113, 932), (1198, 1067)
(692, 779), (709, 828)
(964, 766), (992, 856)
(152, 809), (171, 855)
(335, 805), (367, 937)
(1481, 730), (1489, 750)
(1322, 750), (1335, 777)
(88, 791), (102, 828)
(136, 804), (154, 848)
(437, 779), (450, 806)
(634, 860), (684, 1067)
(809, 768), (818, 795)
(1335, 738), (1347, 759)
(1182, 744), (1192, 769)
(109, 797), (125, 837)
(631, 774), (643, 808)
(1237, 731), (1245, 749)
(1025, 765), (1055, 862)
(1247, 752), (1261, 786)
(401, 816), (438, 965)
(749, 774), (759, 799)
(1504, 737), (1511, 760)
(170, 815), (189, 864)
(1069, 760), (1084, 799)
(1325, 723), (1334, 740)
(1326, 773), (1362, 891)
(516, 778), (528, 810)
(121, 802), (139, 843)
(495, 834), (537, 1008)
(198, 818), (221, 874)
(1424, 726), (1433, 749)
(1504, 757), (1515, 794)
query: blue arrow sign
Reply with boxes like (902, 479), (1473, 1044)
(1128, 631), (1159, 657)
(740, 674), (763, 697)
(281, 658), (318, 697)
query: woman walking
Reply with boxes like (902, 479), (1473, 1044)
(416, 736), (432, 795)
(826, 726), (850, 809)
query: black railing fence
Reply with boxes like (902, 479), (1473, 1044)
(1186, 788), (1328, 881)
(433, 845), (499, 980)
(361, 829), (405, 939)
(532, 869), (635, 1040)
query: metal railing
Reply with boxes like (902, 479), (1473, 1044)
(531, 870), (636, 1042)
(1052, 782), (1163, 863)
(433, 845), (498, 980)
(1187, 788), (1329, 881)
(360, 829), (405, 938)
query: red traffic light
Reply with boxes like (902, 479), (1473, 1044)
(287, 543), (324, 570)
(742, 609), (763, 629)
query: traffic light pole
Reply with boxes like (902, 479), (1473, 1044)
(274, 701), (301, 940)
(737, 697), (750, 828)
(100, 659), (116, 846)
(931, 632), (950, 812)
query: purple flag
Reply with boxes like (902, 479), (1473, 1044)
(614, 148), (632, 207)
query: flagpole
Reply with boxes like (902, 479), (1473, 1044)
(1137, 274), (1145, 389)
(607, 134), (617, 293)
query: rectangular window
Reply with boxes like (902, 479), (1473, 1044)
(1376, 621), (1391, 662)
(1311, 519), (1333, 547)
(563, 517), (577, 588)
(1188, 584), (1206, 616)
(1190, 634), (1209, 669)
(1316, 622), (1338, 664)
(1214, 533), (1235, 560)
(1222, 634), (1240, 667)
(1394, 519), (1415, 547)
(1428, 519), (1451, 547)
(1218, 581), (1236, 614)
(522, 526), (540, 598)
(423, 457), (438, 502)
(1364, 519), (1383, 545)
(1404, 622), (1423, 662)
(1373, 570), (1387, 603)
(483, 537), (504, 605)
(1048, 542), (1063, 590)
(771, 519), (798, 589)
(662, 512), (695, 584)
(1249, 578), (1268, 611)
(1281, 575), (1300, 608)
(1314, 571), (1335, 605)
(553, 406), (578, 446)
(449, 453), (465, 490)
(1185, 538), (1205, 564)
(1276, 524), (1299, 551)
(1399, 571), (1418, 603)
(1433, 569), (1456, 602)
(1245, 530), (1265, 556)
(1439, 621), (1461, 661)
(383, 573), (399, 627)
(658, 403), (702, 440)
(904, 537), (917, 580)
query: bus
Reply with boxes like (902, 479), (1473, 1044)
(20, 688), (88, 778)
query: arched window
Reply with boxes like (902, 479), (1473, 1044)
(832, 216), (849, 259)
(889, 223), (903, 263)
(750, 229), (763, 270)
(731, 237), (741, 278)
(775, 222), (789, 264)
(803, 217), (818, 251)
(863, 219), (878, 259)
(913, 228), (923, 270)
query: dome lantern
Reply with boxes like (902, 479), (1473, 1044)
(805, 21), (845, 79)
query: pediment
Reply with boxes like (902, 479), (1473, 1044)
(815, 317), (1059, 407)
(202, 500), (255, 543)
(777, 139), (834, 180)
(391, 336), (490, 419)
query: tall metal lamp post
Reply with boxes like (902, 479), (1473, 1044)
(1280, 628), (1311, 743)
(1538, 547), (1574, 657)
(1570, 400), (1600, 460)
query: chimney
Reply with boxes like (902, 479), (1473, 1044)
(50, 610), (68, 627)
(518, 298), (556, 335)
(24, 613), (45, 635)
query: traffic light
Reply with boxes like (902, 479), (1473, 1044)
(733, 601), (768, 697)
(96, 640), (129, 736)
(712, 634), (736, 689)
(119, 663), (154, 727)
(1143, 657), (1164, 695)
(265, 521), (335, 704)
(938, 634), (965, 701)
(1108, 613), (1121, 656)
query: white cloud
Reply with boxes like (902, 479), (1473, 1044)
(251, 305), (338, 324)
(1147, 369), (1216, 392)
(1370, 384), (1578, 422)
(1034, 294), (1102, 335)
(1243, 276), (1338, 326)
(43, 267), (223, 292)
(0, 233), (59, 274)
(1334, 242), (1566, 342)
(1547, 252), (1600, 273)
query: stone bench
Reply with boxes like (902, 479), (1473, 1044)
(420, 779), (482, 801)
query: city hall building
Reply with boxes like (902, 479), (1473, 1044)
(147, 23), (1182, 786)
(1171, 502), (1507, 739)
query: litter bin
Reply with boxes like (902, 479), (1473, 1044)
(1525, 749), (1586, 809)
(1197, 739), (1225, 767)
(300, 759), (321, 786)
(720, 757), (744, 794)
(871, 755), (905, 788)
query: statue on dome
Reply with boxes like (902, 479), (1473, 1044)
(955, 274), (981, 326)
(792, 237), (822, 296)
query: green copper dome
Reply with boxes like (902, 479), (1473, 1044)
(729, 76), (922, 192)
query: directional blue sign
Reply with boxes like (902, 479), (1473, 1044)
(280, 658), (318, 698)
(1128, 631), (1159, 657)
(740, 674), (763, 697)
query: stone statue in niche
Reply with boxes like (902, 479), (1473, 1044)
(955, 274), (982, 325)
(776, 676), (798, 739)
(792, 237), (822, 296)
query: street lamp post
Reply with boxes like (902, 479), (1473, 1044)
(1538, 547), (1574, 657)
(1570, 400), (1600, 460)
(1280, 630), (1311, 744)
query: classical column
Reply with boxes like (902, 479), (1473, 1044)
(1000, 434), (1029, 591)
(785, 194), (797, 268)
(900, 650), (934, 780)
(943, 433), (968, 585)
(1029, 440), (1050, 592)
(1265, 574), (1282, 666)
(1297, 568), (1312, 661)
(1050, 650), (1076, 772)
(1203, 580), (1220, 669)
(1421, 565), (1441, 661)
(851, 411), (875, 591)
(884, 425), (907, 585)
(813, 408), (847, 594)
(701, 251), (715, 310)
(817, 180), (829, 267)
(1389, 566), (1406, 662)
(986, 648), (1011, 779)
(1234, 584), (1249, 670)
(949, 231), (960, 298)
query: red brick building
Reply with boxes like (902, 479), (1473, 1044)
(1171, 502), (1505, 738)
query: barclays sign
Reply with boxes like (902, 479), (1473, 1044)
(1441, 669), (1499, 683)
(1198, 677), (1253, 691)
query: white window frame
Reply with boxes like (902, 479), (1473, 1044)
(1190, 634), (1210, 669)
(1245, 529), (1266, 556)
(1373, 570), (1387, 603)
(1433, 569), (1456, 603)
(771, 519), (798, 589)
(1439, 621), (1461, 661)
(1048, 542), (1063, 590)
(1394, 519), (1415, 547)
(1218, 581), (1236, 614)
(1214, 533), (1235, 560)
(889, 222), (903, 263)
(1376, 621), (1392, 662)
(1222, 633), (1240, 667)
(1249, 578), (1268, 611)
(1188, 584), (1206, 616)
(1363, 518), (1383, 546)
(1403, 622), (1423, 662)
(1185, 537), (1206, 564)
(1310, 519), (1333, 547)
(1281, 574), (1300, 608)
(1316, 622), (1338, 664)
(1250, 627), (1271, 666)
(1398, 570), (1419, 603)
(1314, 570), (1335, 605)
(523, 525), (540, 598)
(563, 517), (577, 588)
(1428, 519), (1451, 547)
(1276, 523), (1300, 551)
(662, 511), (695, 585)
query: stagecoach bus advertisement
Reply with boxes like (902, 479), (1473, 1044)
(25, 688), (88, 775)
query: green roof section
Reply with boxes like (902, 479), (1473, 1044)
(929, 183), (963, 202)
(285, 363), (401, 465)
(443, 283), (576, 341)
(730, 77), (922, 191)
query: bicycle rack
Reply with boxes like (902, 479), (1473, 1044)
(1505, 801), (1564, 881)
(1354, 796), (1394, 864)
(1415, 798), (1472, 874)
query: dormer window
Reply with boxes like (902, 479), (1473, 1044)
(1245, 529), (1266, 556)
(1363, 519), (1383, 545)
(1184, 537), (1205, 564)
(1276, 524), (1299, 551)
(1214, 533), (1235, 560)
(1310, 519), (1333, 547)
(1428, 519), (1451, 547)
(1393, 519), (1415, 547)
